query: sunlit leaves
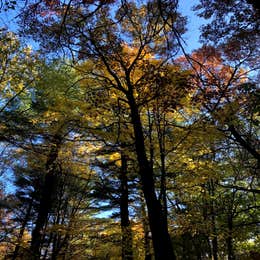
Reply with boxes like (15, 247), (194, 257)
(0, 29), (38, 113)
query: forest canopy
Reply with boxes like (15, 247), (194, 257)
(0, 0), (259, 259)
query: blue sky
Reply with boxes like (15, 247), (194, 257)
(0, 6), (17, 29)
(179, 0), (205, 53)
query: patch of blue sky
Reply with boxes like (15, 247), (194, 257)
(178, 0), (205, 53)
(0, 144), (17, 194)
(0, 2), (19, 31)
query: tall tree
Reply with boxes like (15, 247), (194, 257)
(19, 1), (188, 258)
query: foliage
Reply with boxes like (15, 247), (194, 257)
(0, 1), (259, 259)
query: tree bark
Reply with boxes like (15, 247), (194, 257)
(159, 154), (168, 224)
(155, 110), (169, 227)
(212, 233), (218, 260)
(12, 199), (33, 259)
(140, 195), (153, 260)
(227, 215), (235, 260)
(127, 94), (175, 260)
(209, 180), (218, 260)
(120, 153), (133, 260)
(30, 134), (62, 258)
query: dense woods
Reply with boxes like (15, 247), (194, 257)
(0, 0), (259, 259)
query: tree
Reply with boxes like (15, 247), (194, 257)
(177, 45), (259, 167)
(0, 28), (37, 135)
(1, 59), (96, 259)
(0, 0), (259, 259)
(174, 43), (259, 258)
(19, 1), (188, 258)
(23, 62), (93, 258)
(91, 149), (135, 259)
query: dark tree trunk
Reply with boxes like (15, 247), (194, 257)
(30, 134), (62, 258)
(158, 134), (168, 226)
(209, 180), (218, 260)
(127, 94), (175, 260)
(120, 153), (133, 260)
(12, 199), (33, 260)
(212, 235), (218, 260)
(140, 196), (153, 260)
(227, 216), (235, 260)
(155, 111), (168, 225)
(51, 190), (64, 260)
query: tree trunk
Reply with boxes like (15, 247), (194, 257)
(227, 215), (235, 260)
(30, 134), (62, 258)
(155, 111), (168, 226)
(12, 199), (33, 259)
(158, 134), (168, 226)
(120, 153), (133, 260)
(127, 94), (175, 260)
(209, 180), (218, 260)
(140, 195), (153, 260)
(212, 235), (218, 260)
(51, 191), (64, 260)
